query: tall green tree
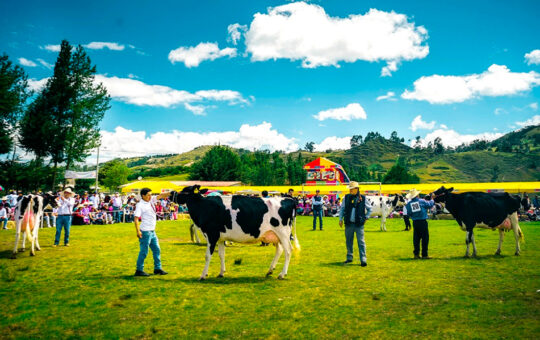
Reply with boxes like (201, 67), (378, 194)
(99, 160), (132, 191)
(0, 54), (30, 154)
(382, 159), (420, 184)
(189, 145), (241, 181)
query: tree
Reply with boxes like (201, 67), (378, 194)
(490, 165), (500, 182)
(99, 160), (132, 190)
(189, 145), (241, 181)
(390, 131), (404, 143)
(433, 137), (445, 155)
(305, 142), (315, 152)
(382, 160), (420, 184)
(0, 54), (30, 154)
(350, 135), (362, 147)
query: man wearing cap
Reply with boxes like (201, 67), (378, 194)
(339, 182), (372, 266)
(404, 189), (435, 259)
(54, 188), (75, 247)
(312, 190), (324, 230)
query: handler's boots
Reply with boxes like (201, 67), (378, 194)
(134, 270), (150, 277)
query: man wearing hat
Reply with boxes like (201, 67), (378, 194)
(339, 182), (372, 266)
(404, 189), (435, 259)
(312, 189), (324, 230)
(54, 188), (75, 247)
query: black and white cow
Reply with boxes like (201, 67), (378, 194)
(12, 193), (58, 257)
(365, 195), (405, 231)
(170, 185), (299, 280)
(432, 186), (523, 257)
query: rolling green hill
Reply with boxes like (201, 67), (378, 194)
(112, 126), (540, 183)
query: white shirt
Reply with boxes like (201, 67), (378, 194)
(134, 199), (157, 231)
(112, 197), (122, 207)
(8, 194), (18, 207)
(57, 197), (75, 215)
(0, 207), (7, 218)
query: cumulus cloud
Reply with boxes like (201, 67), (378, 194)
(244, 2), (429, 74)
(515, 115), (540, 128)
(93, 75), (248, 111)
(28, 78), (48, 92)
(313, 136), (351, 151)
(18, 57), (37, 67)
(313, 103), (367, 121)
(530, 102), (538, 111)
(41, 44), (60, 52)
(84, 42), (125, 50)
(376, 91), (396, 101)
(415, 129), (503, 148)
(92, 122), (299, 161)
(227, 23), (247, 45)
(410, 115), (436, 131)
(168, 42), (237, 67)
(402, 64), (540, 104)
(525, 49), (540, 65)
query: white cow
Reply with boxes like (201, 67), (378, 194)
(365, 195), (405, 231)
(12, 194), (57, 257)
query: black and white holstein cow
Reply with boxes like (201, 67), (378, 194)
(171, 185), (300, 280)
(432, 186), (523, 257)
(365, 195), (405, 231)
(12, 193), (58, 258)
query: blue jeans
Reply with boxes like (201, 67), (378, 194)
(345, 224), (366, 263)
(113, 209), (121, 223)
(55, 215), (72, 245)
(1, 218), (7, 229)
(313, 209), (323, 229)
(136, 231), (162, 272)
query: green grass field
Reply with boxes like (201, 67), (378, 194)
(1, 217), (539, 339)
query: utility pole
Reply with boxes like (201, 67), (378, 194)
(95, 145), (100, 195)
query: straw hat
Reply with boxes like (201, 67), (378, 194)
(347, 181), (360, 190)
(406, 189), (421, 200)
(63, 188), (73, 194)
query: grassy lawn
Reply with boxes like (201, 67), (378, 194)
(1, 216), (539, 339)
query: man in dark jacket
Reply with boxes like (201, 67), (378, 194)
(405, 189), (435, 259)
(312, 190), (324, 230)
(339, 182), (372, 266)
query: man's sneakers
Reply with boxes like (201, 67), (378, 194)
(134, 270), (150, 277)
(422, 256), (432, 260)
(343, 260), (353, 264)
(414, 255), (421, 259)
(360, 262), (367, 267)
(154, 269), (168, 275)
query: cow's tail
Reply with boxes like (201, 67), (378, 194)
(292, 215), (300, 252)
(22, 199), (35, 243)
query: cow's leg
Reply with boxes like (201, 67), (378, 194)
(380, 214), (386, 232)
(217, 242), (226, 278)
(21, 231), (26, 252)
(12, 222), (21, 257)
(471, 232), (477, 258)
(30, 230), (35, 256)
(35, 225), (41, 251)
(510, 212), (521, 256)
(266, 243), (283, 277)
(495, 229), (504, 255)
(276, 231), (292, 280)
(200, 233), (218, 280)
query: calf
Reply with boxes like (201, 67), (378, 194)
(12, 193), (58, 257)
(170, 185), (300, 280)
(432, 186), (523, 257)
(366, 195), (405, 231)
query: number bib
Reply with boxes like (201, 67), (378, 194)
(410, 202), (421, 213)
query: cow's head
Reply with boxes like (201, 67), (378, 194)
(432, 186), (454, 203)
(391, 194), (406, 207)
(169, 185), (208, 205)
(42, 192), (59, 209)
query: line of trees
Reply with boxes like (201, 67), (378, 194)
(0, 40), (110, 192)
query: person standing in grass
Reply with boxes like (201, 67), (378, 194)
(134, 188), (170, 277)
(312, 190), (324, 230)
(54, 188), (75, 247)
(404, 189), (434, 259)
(339, 182), (372, 266)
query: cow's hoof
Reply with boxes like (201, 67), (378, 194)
(217, 274), (224, 278)
(199, 276), (206, 281)
(20, 249), (25, 252)
(514, 252), (520, 256)
(495, 250), (501, 256)
(36, 248), (41, 251)
(30, 252), (35, 256)
(266, 271), (273, 277)
(277, 274), (286, 280)
(472, 254), (478, 258)
(463, 254), (470, 258)
(10, 253), (17, 259)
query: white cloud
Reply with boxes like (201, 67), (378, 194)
(525, 49), (540, 65)
(439, 124), (448, 129)
(313, 103), (367, 121)
(515, 115), (540, 128)
(494, 108), (507, 115)
(93, 75), (249, 111)
(84, 42), (125, 51)
(313, 136), (351, 151)
(381, 61), (398, 77)
(530, 102), (538, 111)
(28, 78), (48, 92)
(41, 44), (60, 52)
(227, 23), (247, 45)
(244, 2), (428, 74)
(184, 103), (207, 116)
(376, 91), (396, 101)
(92, 122), (299, 161)
(18, 57), (37, 67)
(415, 129), (503, 148)
(410, 115), (436, 131)
(402, 64), (540, 104)
(168, 42), (237, 67)
(36, 58), (53, 69)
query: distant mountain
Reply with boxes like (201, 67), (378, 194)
(112, 126), (540, 183)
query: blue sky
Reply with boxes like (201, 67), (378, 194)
(1, 0), (539, 161)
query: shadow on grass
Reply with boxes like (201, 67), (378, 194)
(0, 250), (15, 259)
(397, 254), (508, 262)
(173, 242), (207, 247)
(175, 276), (275, 285)
(320, 261), (363, 267)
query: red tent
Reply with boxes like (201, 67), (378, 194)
(303, 157), (350, 185)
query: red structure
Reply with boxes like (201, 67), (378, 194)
(303, 157), (350, 186)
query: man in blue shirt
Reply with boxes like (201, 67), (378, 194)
(404, 189), (435, 259)
(339, 182), (372, 266)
